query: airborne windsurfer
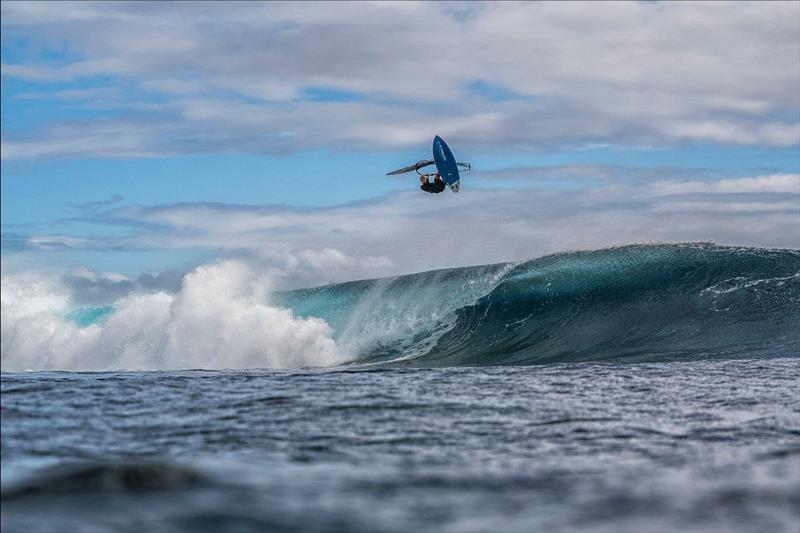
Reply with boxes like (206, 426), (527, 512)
(386, 135), (469, 193)
(420, 173), (445, 193)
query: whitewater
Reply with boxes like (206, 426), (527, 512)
(2, 243), (799, 532)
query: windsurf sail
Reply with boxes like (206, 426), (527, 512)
(386, 159), (435, 175)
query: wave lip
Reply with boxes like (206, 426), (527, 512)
(278, 243), (800, 366)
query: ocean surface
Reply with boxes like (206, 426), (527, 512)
(2, 244), (799, 532)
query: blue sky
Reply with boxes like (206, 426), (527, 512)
(2, 1), (799, 287)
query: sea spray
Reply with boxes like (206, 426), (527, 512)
(1, 261), (345, 372)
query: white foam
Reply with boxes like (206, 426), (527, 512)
(1, 261), (347, 371)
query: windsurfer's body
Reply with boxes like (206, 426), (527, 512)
(420, 173), (445, 193)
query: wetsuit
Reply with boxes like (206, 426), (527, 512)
(420, 179), (446, 193)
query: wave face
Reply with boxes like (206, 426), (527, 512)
(274, 244), (800, 366)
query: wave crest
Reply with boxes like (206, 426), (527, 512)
(277, 243), (800, 366)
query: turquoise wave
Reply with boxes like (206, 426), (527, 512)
(275, 243), (800, 365)
(65, 306), (115, 327)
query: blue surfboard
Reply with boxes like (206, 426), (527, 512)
(432, 135), (461, 193)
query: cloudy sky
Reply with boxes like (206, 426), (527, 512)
(2, 0), (799, 290)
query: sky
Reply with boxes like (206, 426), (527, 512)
(2, 0), (799, 292)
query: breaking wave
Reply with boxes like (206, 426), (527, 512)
(275, 243), (800, 366)
(2, 244), (798, 370)
(1, 261), (345, 372)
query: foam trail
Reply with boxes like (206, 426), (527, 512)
(1, 261), (346, 372)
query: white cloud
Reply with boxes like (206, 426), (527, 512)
(650, 174), (800, 195)
(7, 173), (797, 288)
(14, 87), (123, 101)
(26, 235), (90, 250)
(1, 1), (798, 158)
(1, 120), (168, 160)
(68, 265), (130, 283)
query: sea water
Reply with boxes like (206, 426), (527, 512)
(2, 244), (799, 531)
(2, 360), (798, 532)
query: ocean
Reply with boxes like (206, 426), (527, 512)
(2, 244), (799, 532)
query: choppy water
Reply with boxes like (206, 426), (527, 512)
(3, 358), (799, 532)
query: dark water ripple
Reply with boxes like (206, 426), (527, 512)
(2, 357), (799, 532)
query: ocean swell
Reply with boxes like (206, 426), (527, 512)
(276, 243), (800, 366)
(2, 244), (798, 371)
